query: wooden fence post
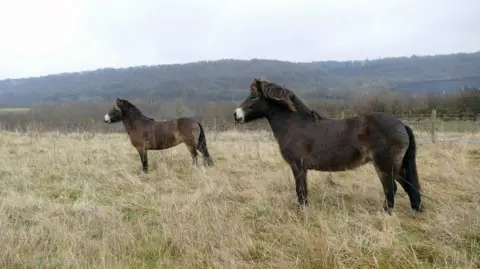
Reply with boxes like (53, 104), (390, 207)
(431, 109), (437, 143)
(213, 117), (218, 140)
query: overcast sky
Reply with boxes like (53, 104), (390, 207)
(0, 0), (479, 79)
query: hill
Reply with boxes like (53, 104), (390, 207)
(0, 51), (480, 107)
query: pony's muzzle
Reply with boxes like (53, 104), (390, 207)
(234, 108), (245, 123)
(104, 114), (111, 123)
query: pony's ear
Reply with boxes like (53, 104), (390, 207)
(250, 78), (264, 96)
(116, 98), (122, 108)
(253, 77), (267, 86)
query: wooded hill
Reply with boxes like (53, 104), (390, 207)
(1, 51), (480, 107)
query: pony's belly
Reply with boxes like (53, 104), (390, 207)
(147, 134), (181, 149)
(310, 160), (370, 172)
(307, 149), (371, 171)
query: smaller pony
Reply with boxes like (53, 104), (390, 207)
(104, 98), (214, 173)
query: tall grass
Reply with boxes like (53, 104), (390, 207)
(0, 130), (478, 268)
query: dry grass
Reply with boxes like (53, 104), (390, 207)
(0, 129), (479, 269)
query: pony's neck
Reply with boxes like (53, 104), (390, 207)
(121, 117), (136, 133)
(265, 105), (316, 140)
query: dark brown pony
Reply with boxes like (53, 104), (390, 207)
(233, 78), (423, 214)
(104, 98), (214, 173)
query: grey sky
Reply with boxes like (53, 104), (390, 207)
(0, 0), (479, 79)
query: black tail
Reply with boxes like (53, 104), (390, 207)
(400, 124), (423, 212)
(197, 122), (214, 166)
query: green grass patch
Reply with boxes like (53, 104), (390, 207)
(0, 108), (31, 114)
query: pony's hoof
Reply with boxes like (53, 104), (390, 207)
(203, 158), (214, 167)
(383, 205), (393, 215)
(297, 201), (309, 211)
(412, 203), (424, 213)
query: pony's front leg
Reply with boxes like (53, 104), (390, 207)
(290, 162), (309, 208)
(136, 147), (148, 173)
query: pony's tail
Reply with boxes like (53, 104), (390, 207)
(197, 122), (214, 166)
(400, 124), (423, 212)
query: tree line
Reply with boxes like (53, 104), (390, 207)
(0, 87), (478, 133)
(1, 52), (480, 107)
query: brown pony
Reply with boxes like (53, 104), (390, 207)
(104, 98), (214, 173)
(233, 78), (423, 214)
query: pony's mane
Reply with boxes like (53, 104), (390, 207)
(252, 78), (326, 119)
(117, 99), (154, 121)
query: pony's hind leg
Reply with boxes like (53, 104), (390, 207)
(185, 142), (198, 166)
(372, 152), (403, 215)
(374, 165), (398, 214)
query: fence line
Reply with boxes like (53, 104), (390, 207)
(0, 110), (479, 143)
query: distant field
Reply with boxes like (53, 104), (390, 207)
(0, 108), (30, 114)
(400, 119), (480, 134)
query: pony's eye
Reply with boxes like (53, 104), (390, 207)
(250, 95), (257, 100)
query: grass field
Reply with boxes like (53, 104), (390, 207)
(0, 130), (479, 269)
(0, 108), (31, 114)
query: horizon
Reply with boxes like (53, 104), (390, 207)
(1, 50), (479, 81)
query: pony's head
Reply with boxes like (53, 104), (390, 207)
(104, 106), (122, 124)
(234, 78), (299, 123)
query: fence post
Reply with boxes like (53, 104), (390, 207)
(431, 109), (437, 143)
(476, 114), (480, 135)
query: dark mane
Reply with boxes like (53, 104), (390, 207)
(253, 78), (327, 120)
(117, 99), (154, 121)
